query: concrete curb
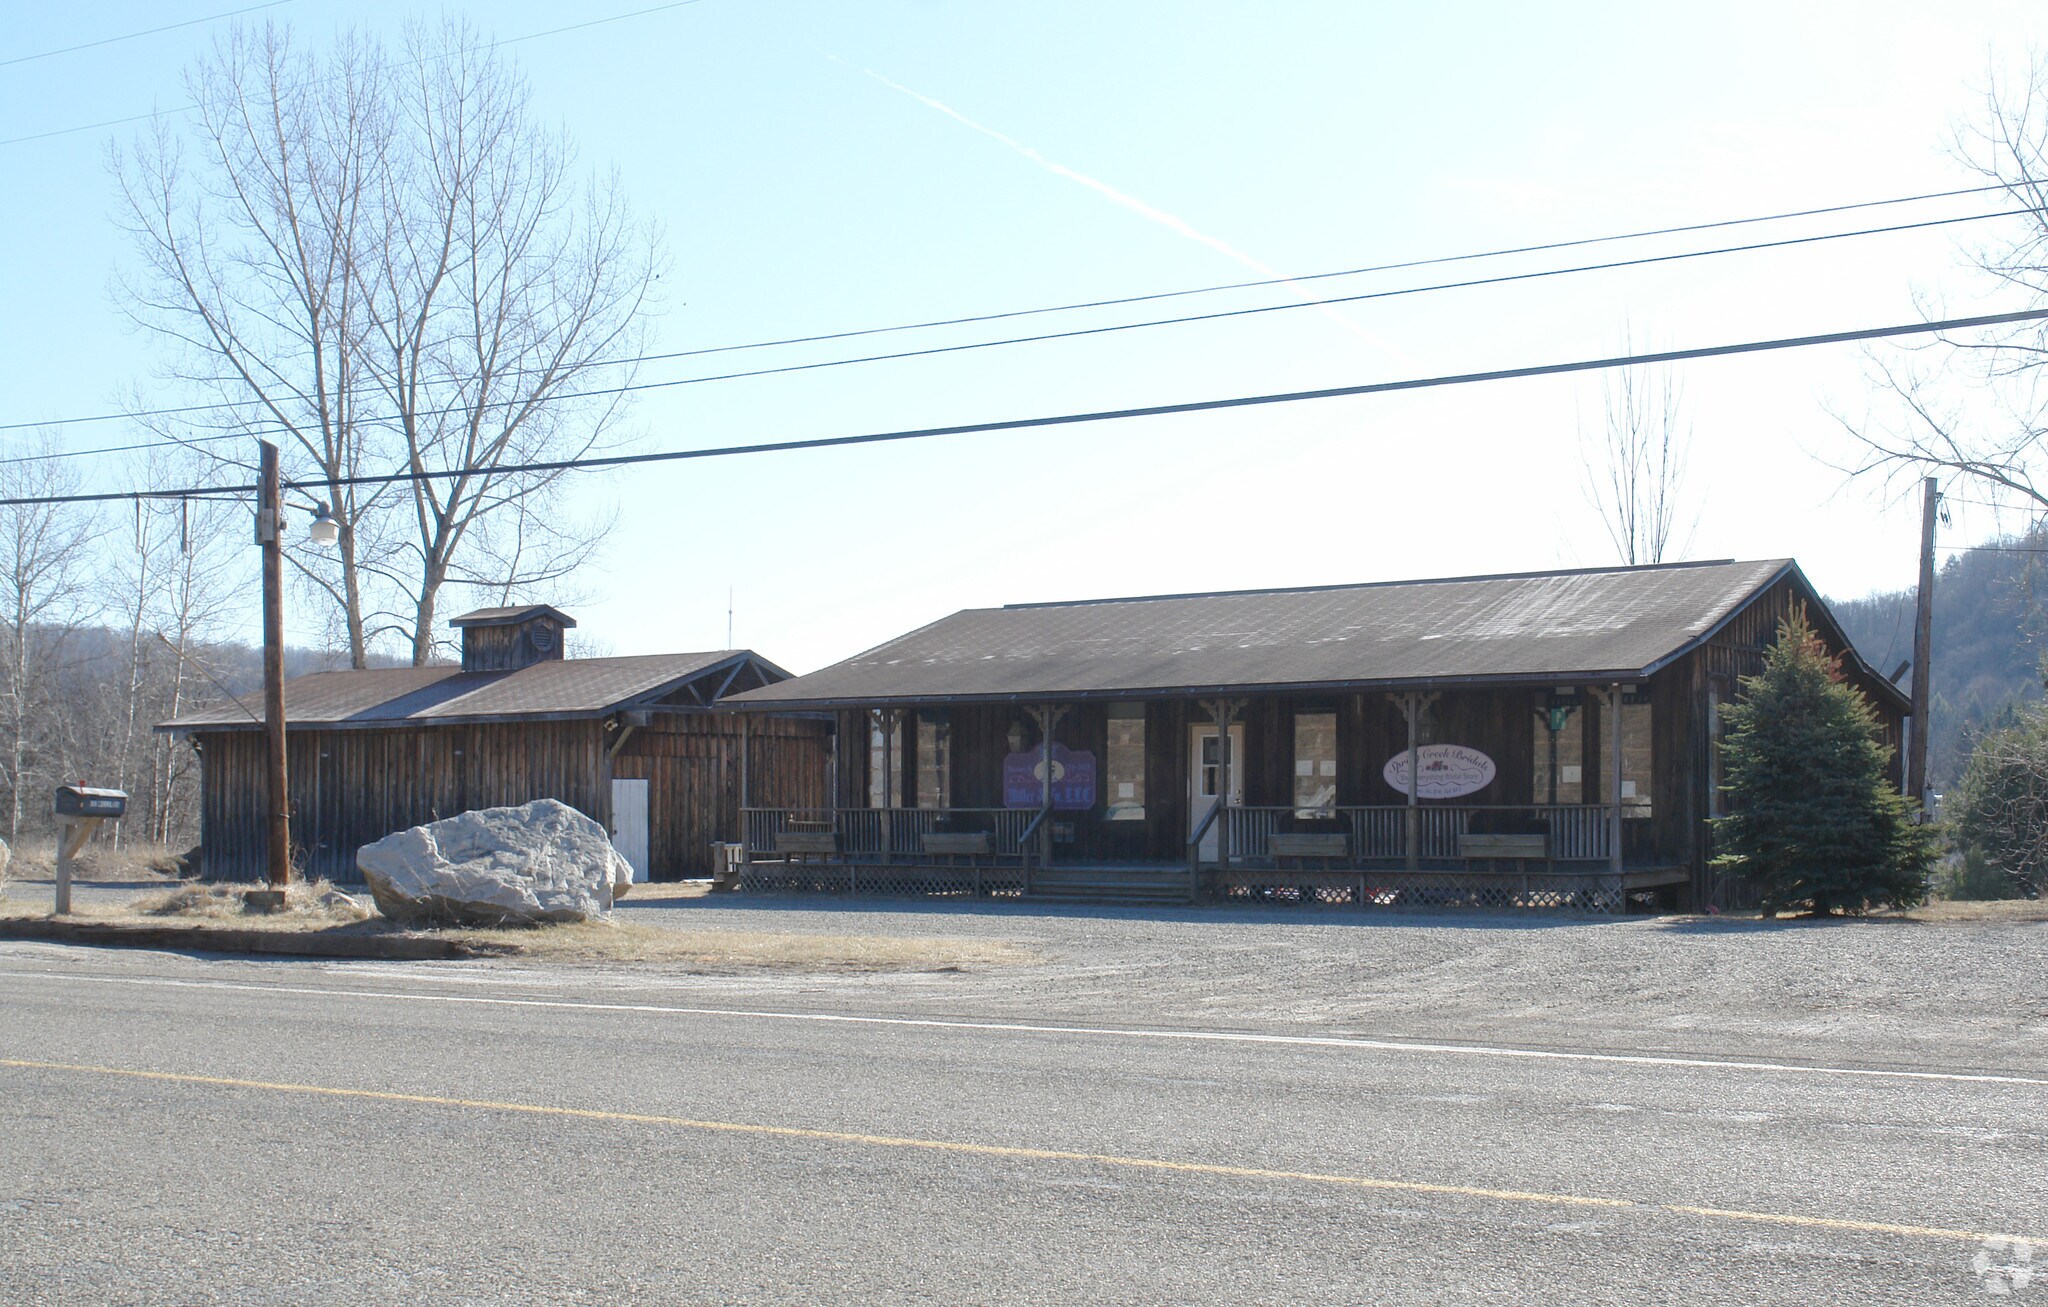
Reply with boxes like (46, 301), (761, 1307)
(0, 917), (510, 961)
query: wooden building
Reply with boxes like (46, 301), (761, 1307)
(159, 606), (829, 884)
(725, 559), (1908, 910)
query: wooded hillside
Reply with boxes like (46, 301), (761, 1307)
(1828, 533), (2048, 791)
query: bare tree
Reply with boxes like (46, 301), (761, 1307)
(1841, 54), (2048, 509)
(1582, 335), (1694, 565)
(97, 451), (243, 847)
(114, 25), (390, 667)
(114, 18), (658, 667)
(0, 439), (102, 845)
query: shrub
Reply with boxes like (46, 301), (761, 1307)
(1949, 703), (2048, 898)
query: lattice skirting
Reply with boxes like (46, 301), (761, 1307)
(736, 862), (1026, 898)
(1204, 868), (1625, 913)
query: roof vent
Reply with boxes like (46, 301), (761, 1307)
(449, 604), (577, 673)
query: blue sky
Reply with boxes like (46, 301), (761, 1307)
(4, 2), (2046, 669)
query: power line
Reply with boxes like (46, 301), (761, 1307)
(1943, 493), (2045, 511)
(0, 1), (295, 68)
(3, 204), (2028, 444)
(618, 183), (2032, 369)
(10, 306), (2046, 509)
(0, 0), (705, 147)
(5, 175), (2032, 432)
(1940, 544), (2048, 554)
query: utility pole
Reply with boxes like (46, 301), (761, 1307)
(1907, 474), (1937, 812)
(258, 440), (291, 890)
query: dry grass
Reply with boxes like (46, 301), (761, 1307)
(1885, 898), (2048, 924)
(133, 878), (373, 927)
(3, 841), (189, 885)
(0, 873), (1031, 971)
(1667, 898), (2048, 926)
(455, 918), (1035, 971)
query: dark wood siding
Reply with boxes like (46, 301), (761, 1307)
(197, 712), (830, 884)
(613, 715), (829, 877)
(199, 720), (607, 885)
(459, 616), (567, 672)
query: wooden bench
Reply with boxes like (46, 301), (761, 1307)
(1457, 833), (1547, 865)
(922, 831), (992, 864)
(1269, 832), (1349, 869)
(773, 831), (840, 863)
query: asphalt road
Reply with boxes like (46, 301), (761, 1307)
(1, 940), (2043, 1304)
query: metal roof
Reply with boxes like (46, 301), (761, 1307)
(729, 559), (1862, 709)
(160, 650), (755, 732)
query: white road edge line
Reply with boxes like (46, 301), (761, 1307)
(3, 965), (2042, 1089)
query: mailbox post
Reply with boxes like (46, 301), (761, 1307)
(53, 786), (126, 916)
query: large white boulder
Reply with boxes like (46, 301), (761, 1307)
(357, 799), (633, 927)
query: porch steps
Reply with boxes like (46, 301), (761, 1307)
(1025, 865), (1193, 905)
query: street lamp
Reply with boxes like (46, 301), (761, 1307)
(306, 501), (340, 548)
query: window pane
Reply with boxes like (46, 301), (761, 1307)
(1532, 697), (1584, 805)
(1293, 712), (1337, 817)
(868, 718), (902, 808)
(1106, 703), (1145, 821)
(916, 715), (950, 809)
(1623, 700), (1653, 817)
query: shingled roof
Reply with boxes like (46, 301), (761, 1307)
(160, 650), (769, 732)
(730, 559), (1892, 709)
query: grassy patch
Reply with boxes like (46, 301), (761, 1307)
(132, 879), (373, 928)
(1667, 898), (2048, 926)
(452, 918), (1035, 971)
(1885, 898), (2048, 924)
(0, 876), (1030, 971)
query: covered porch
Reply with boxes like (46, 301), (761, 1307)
(733, 683), (1693, 911)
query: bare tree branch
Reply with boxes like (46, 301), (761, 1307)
(113, 17), (660, 668)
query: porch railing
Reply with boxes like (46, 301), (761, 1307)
(740, 807), (1039, 863)
(740, 802), (1621, 868)
(1220, 804), (1615, 865)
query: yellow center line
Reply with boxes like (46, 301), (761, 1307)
(4, 1056), (2036, 1247)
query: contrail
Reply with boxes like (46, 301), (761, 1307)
(842, 59), (1402, 358)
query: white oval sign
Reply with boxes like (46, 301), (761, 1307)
(1383, 744), (1497, 799)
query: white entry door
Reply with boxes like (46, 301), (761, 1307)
(610, 778), (650, 883)
(1188, 723), (1245, 861)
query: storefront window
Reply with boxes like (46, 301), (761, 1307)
(1105, 703), (1145, 821)
(916, 714), (950, 809)
(1623, 699), (1653, 817)
(1294, 712), (1337, 817)
(868, 716), (902, 808)
(1532, 694), (1584, 805)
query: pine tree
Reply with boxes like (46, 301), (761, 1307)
(1713, 607), (1934, 915)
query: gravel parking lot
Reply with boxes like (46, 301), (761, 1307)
(10, 870), (2045, 1073)
(610, 894), (2048, 1073)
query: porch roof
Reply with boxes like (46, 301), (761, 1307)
(728, 558), (1895, 709)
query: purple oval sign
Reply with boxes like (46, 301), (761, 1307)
(1383, 744), (1497, 799)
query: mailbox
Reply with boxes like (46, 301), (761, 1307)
(55, 786), (127, 820)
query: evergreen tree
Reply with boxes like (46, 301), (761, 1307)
(1714, 607), (1935, 915)
(1949, 682), (2048, 898)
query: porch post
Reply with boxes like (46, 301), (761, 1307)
(738, 712), (751, 810)
(1040, 705), (1053, 875)
(1214, 699), (1233, 865)
(737, 712), (751, 863)
(869, 707), (902, 856)
(1028, 704), (1068, 874)
(883, 708), (896, 809)
(1404, 692), (1420, 871)
(1608, 683), (1625, 897)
